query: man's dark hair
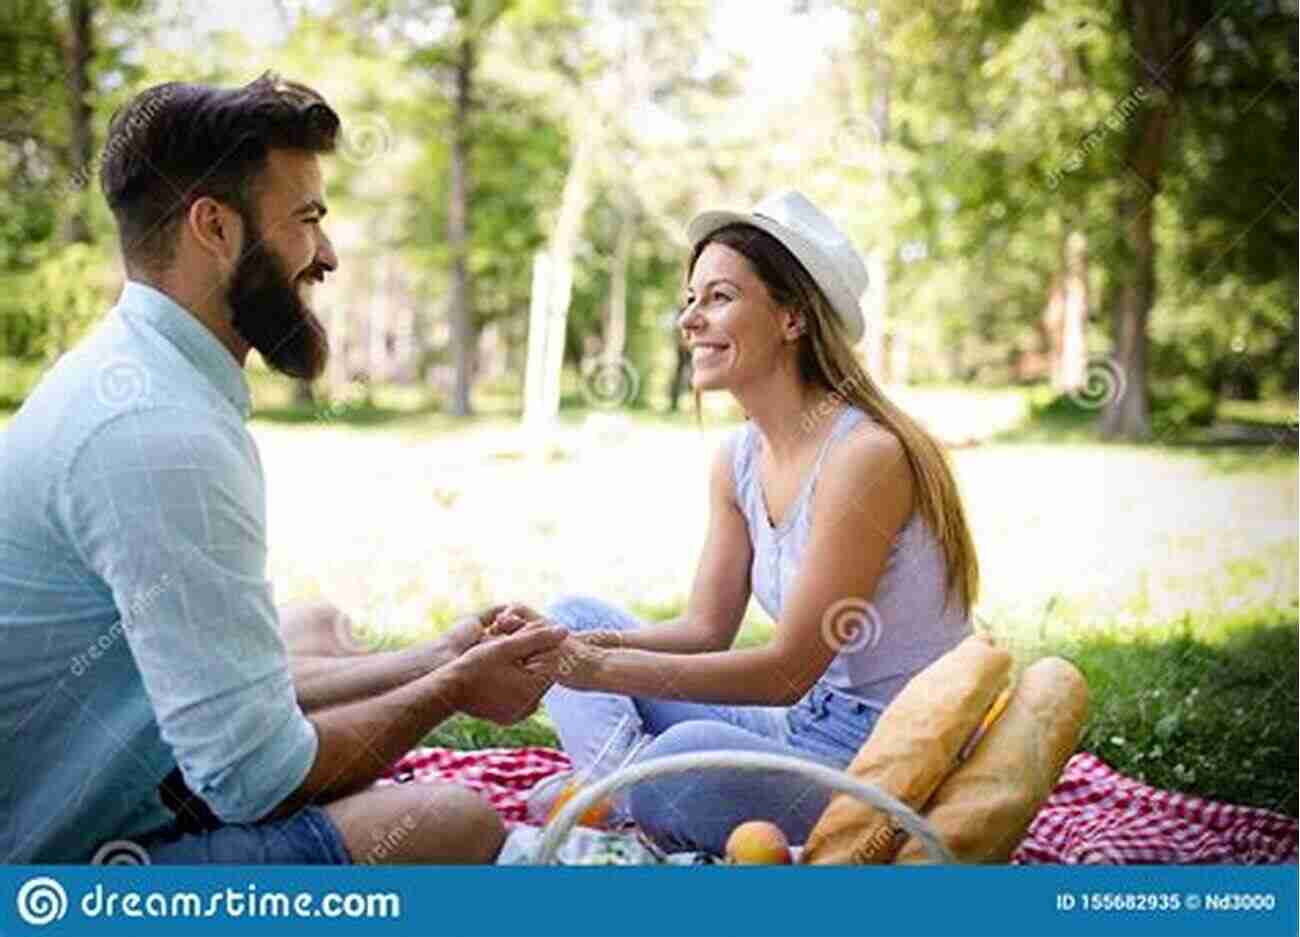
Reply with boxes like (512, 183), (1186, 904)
(100, 71), (339, 274)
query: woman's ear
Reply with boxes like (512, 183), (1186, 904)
(778, 306), (807, 343)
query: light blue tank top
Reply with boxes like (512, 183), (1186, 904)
(731, 405), (972, 709)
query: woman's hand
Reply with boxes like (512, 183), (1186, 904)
(576, 628), (623, 650)
(441, 603), (544, 659)
(483, 603), (545, 639)
(552, 633), (608, 690)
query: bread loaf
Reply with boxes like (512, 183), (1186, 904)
(894, 655), (1089, 864)
(801, 633), (1012, 864)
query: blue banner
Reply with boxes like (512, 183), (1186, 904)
(0, 865), (1295, 937)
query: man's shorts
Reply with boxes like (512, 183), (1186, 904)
(133, 806), (352, 864)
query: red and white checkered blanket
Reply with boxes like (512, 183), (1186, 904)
(379, 747), (1298, 864)
(1011, 752), (1297, 865)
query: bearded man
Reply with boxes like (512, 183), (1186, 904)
(0, 73), (564, 864)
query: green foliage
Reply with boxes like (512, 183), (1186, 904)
(858, 0), (1295, 399)
(404, 77), (571, 331)
(0, 0), (1293, 415)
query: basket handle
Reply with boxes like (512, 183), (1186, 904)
(536, 750), (954, 865)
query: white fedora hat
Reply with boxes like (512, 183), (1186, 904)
(687, 189), (869, 344)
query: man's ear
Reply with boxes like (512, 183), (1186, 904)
(778, 306), (807, 343)
(186, 197), (244, 273)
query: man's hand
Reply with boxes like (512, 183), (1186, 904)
(445, 623), (567, 725)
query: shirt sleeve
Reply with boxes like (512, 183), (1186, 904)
(60, 408), (318, 824)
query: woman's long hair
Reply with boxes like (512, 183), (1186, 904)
(689, 224), (979, 616)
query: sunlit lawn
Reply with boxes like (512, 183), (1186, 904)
(3, 383), (1295, 813)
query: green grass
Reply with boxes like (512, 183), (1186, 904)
(1038, 607), (1298, 817)
(423, 711), (562, 751)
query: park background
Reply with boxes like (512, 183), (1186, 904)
(1, 0), (1296, 821)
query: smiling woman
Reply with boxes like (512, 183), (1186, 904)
(539, 189), (981, 856)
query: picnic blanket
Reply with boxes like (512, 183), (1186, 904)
(378, 746), (1298, 864)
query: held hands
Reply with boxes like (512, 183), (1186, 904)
(446, 618), (567, 725)
(441, 602), (544, 657)
(442, 602), (616, 717)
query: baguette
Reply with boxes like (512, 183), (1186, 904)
(894, 655), (1089, 864)
(802, 633), (1012, 864)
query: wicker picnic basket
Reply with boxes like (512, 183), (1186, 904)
(535, 750), (955, 865)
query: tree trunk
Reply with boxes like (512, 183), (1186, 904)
(668, 340), (691, 412)
(292, 379), (315, 407)
(523, 107), (597, 430)
(1060, 232), (1089, 388)
(604, 188), (635, 362)
(1047, 231), (1089, 392)
(1101, 0), (1211, 439)
(863, 54), (891, 378)
(1101, 193), (1155, 439)
(446, 31), (475, 417)
(60, 0), (93, 247)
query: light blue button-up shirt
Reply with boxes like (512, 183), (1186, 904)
(0, 281), (318, 862)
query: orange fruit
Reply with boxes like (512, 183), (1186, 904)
(725, 820), (792, 864)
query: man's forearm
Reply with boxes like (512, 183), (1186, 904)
(274, 664), (465, 815)
(290, 641), (456, 713)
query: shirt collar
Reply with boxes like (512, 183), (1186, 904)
(117, 280), (253, 419)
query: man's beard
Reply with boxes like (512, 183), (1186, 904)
(228, 225), (329, 381)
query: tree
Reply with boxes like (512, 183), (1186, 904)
(1100, 0), (1217, 439)
(357, 0), (517, 416)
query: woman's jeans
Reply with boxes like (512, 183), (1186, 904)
(541, 595), (883, 854)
